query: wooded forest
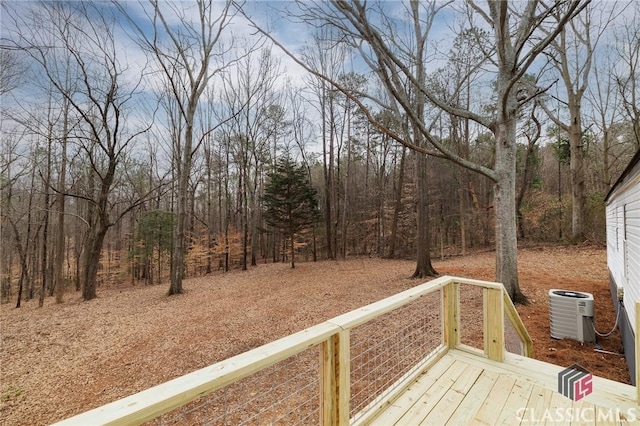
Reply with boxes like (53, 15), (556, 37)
(1, 0), (639, 306)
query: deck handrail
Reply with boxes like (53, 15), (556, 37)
(53, 275), (532, 426)
(503, 290), (534, 357)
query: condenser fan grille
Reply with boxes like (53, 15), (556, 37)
(549, 289), (595, 343)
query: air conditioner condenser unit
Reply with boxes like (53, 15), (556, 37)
(549, 289), (595, 343)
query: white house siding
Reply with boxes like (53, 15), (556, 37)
(624, 194), (640, 333)
(606, 203), (624, 292)
(605, 149), (640, 385)
(607, 172), (640, 333)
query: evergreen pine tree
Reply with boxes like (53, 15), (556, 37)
(262, 156), (320, 268)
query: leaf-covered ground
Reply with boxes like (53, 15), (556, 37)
(0, 245), (627, 425)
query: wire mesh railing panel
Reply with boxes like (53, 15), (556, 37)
(458, 283), (484, 351)
(348, 291), (442, 422)
(504, 314), (525, 355)
(146, 346), (320, 426)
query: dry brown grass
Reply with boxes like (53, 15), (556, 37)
(0, 245), (627, 425)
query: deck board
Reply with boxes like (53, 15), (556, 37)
(571, 399), (597, 426)
(496, 379), (533, 425)
(417, 364), (484, 425)
(368, 354), (457, 425)
(366, 349), (639, 426)
(392, 360), (466, 425)
(472, 374), (516, 425)
(545, 389), (574, 426)
(523, 386), (554, 425)
(445, 370), (499, 425)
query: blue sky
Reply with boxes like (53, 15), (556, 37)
(1, 1), (470, 104)
(1, 0), (636, 160)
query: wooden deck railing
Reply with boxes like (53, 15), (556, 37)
(53, 275), (533, 426)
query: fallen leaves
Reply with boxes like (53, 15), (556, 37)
(0, 245), (626, 426)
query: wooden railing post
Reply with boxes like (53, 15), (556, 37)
(443, 281), (459, 349)
(484, 287), (505, 362)
(321, 330), (350, 426)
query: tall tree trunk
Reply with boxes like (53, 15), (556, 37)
(242, 210), (249, 269)
(542, 9), (597, 245)
(494, 116), (526, 303)
(250, 193), (258, 267)
(82, 224), (109, 300)
(341, 106), (351, 259)
(75, 199), (83, 292)
(38, 118), (54, 308)
(312, 225), (317, 262)
(290, 233), (295, 268)
(9, 220), (29, 308)
(82, 160), (115, 301)
(388, 146), (406, 258)
(170, 165), (187, 294)
(602, 128), (611, 188)
(460, 82), (472, 256)
(322, 91), (334, 260)
(15, 251), (28, 309)
(516, 139), (537, 240)
(40, 123), (53, 307)
(489, 1), (529, 304)
(329, 101), (339, 258)
(412, 150), (437, 278)
(206, 150), (214, 274)
(169, 106), (196, 294)
(25, 166), (36, 301)
(568, 112), (586, 243)
(410, 1), (436, 279)
(27, 225), (39, 300)
(241, 167), (248, 271)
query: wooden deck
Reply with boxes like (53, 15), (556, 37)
(53, 278), (639, 426)
(368, 349), (638, 425)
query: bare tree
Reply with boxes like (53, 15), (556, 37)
(0, 49), (25, 96)
(0, 131), (31, 307)
(241, 0), (588, 301)
(334, 72), (366, 259)
(6, 2), (153, 300)
(614, 2), (640, 147)
(4, 77), (75, 305)
(300, 29), (349, 260)
(38, 97), (54, 307)
(585, 38), (627, 190)
(539, 3), (622, 243)
(287, 84), (319, 261)
(222, 46), (281, 269)
(407, 1), (438, 278)
(54, 95), (71, 303)
(388, 143), (406, 259)
(122, 0), (235, 294)
(431, 27), (490, 256)
(516, 104), (543, 240)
